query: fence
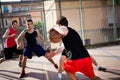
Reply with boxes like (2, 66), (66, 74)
(55, 0), (120, 45)
(0, 0), (120, 49)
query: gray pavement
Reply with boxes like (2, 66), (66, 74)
(0, 45), (120, 80)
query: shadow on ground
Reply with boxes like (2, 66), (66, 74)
(105, 68), (120, 75)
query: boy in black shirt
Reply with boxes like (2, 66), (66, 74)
(47, 16), (102, 80)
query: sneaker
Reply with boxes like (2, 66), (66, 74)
(18, 62), (22, 67)
(54, 64), (58, 69)
(19, 70), (25, 78)
(98, 66), (106, 71)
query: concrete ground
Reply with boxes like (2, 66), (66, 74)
(0, 45), (120, 80)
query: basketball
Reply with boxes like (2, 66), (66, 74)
(49, 28), (63, 43)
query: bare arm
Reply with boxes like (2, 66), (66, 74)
(46, 46), (64, 59)
(2, 29), (16, 40)
(36, 29), (45, 43)
(16, 30), (25, 49)
(52, 25), (68, 36)
(55, 46), (64, 55)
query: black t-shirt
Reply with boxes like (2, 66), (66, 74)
(62, 27), (90, 60)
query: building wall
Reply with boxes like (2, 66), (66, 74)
(45, 0), (116, 47)
(1, 0), (118, 48)
(44, 0), (57, 29)
(1, 2), (42, 28)
(44, 0), (60, 49)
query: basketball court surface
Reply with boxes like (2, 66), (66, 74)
(0, 45), (120, 80)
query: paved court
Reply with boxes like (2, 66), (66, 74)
(0, 45), (120, 80)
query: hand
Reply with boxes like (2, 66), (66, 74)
(10, 34), (16, 37)
(17, 45), (23, 50)
(45, 50), (56, 59)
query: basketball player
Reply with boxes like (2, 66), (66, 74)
(0, 20), (23, 67)
(16, 19), (58, 78)
(47, 16), (102, 80)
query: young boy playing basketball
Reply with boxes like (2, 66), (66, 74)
(47, 16), (102, 80)
(16, 19), (58, 78)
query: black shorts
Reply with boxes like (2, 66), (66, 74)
(23, 45), (46, 59)
(4, 45), (23, 59)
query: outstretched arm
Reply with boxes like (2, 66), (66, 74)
(46, 46), (64, 59)
(36, 29), (45, 43)
(48, 25), (68, 36)
(3, 29), (16, 40)
(16, 30), (25, 50)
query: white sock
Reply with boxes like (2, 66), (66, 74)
(58, 73), (62, 79)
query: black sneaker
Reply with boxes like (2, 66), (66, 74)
(98, 66), (106, 71)
(18, 62), (22, 67)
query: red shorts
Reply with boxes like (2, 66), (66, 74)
(62, 57), (95, 78)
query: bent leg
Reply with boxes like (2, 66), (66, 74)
(19, 56), (27, 78)
(46, 57), (58, 69)
(58, 55), (67, 73)
(22, 56), (27, 70)
(90, 56), (98, 66)
(66, 71), (77, 80)
(18, 54), (23, 67)
(90, 56), (106, 71)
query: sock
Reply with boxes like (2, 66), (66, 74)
(58, 73), (62, 79)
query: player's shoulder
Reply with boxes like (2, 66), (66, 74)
(7, 27), (15, 32)
(21, 28), (28, 34)
(33, 27), (38, 31)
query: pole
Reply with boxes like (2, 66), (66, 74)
(58, 0), (62, 17)
(0, 2), (4, 28)
(112, 0), (117, 41)
(79, 0), (85, 45)
(42, 1), (47, 40)
(0, 2), (4, 50)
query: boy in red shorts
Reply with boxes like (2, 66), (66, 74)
(47, 16), (102, 80)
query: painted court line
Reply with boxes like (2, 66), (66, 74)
(44, 63), (49, 80)
(100, 48), (120, 61)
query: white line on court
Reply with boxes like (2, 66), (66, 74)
(44, 63), (49, 80)
(100, 48), (120, 61)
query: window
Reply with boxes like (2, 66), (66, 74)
(12, 6), (19, 12)
(20, 6), (31, 11)
(4, 5), (9, 13)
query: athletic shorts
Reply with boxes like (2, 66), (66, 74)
(62, 57), (95, 78)
(23, 44), (46, 59)
(4, 45), (23, 59)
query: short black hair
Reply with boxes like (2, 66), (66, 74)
(27, 19), (33, 23)
(56, 16), (68, 26)
(12, 20), (17, 25)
